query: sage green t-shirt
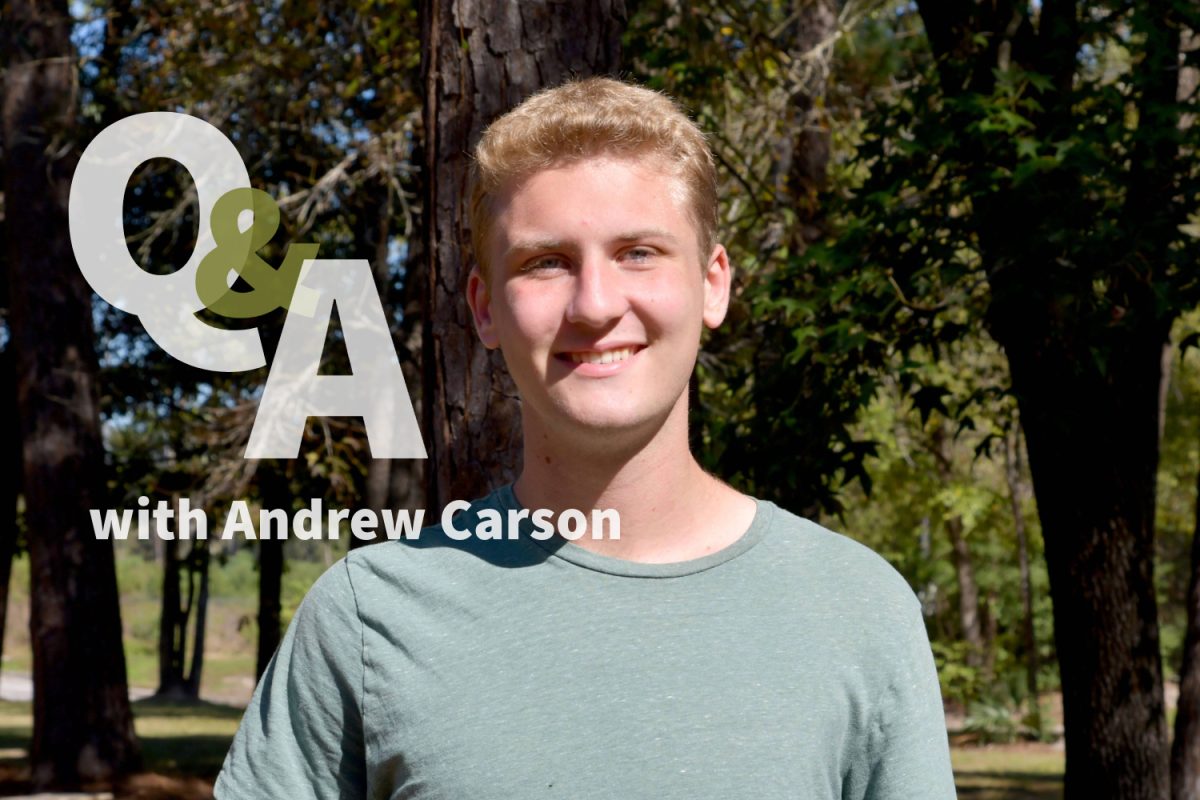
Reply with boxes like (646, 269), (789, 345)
(214, 486), (957, 799)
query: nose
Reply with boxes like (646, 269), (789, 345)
(565, 251), (629, 328)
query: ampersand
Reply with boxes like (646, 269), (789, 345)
(195, 187), (320, 318)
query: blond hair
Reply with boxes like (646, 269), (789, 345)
(468, 77), (718, 275)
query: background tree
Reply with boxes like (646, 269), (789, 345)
(2, 0), (140, 787)
(825, 2), (1200, 795)
(419, 0), (627, 510)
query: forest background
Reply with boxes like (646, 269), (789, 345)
(2, 1), (1199, 799)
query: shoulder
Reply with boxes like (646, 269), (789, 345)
(285, 555), (361, 642)
(756, 502), (942, 707)
(756, 500), (923, 623)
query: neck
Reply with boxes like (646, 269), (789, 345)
(513, 398), (754, 562)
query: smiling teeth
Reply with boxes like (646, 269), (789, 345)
(570, 347), (637, 365)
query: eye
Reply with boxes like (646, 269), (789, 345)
(520, 254), (569, 273)
(621, 246), (658, 264)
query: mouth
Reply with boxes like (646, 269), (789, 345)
(554, 344), (645, 373)
(565, 346), (641, 365)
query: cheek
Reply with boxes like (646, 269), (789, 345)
(499, 284), (563, 347)
(634, 275), (703, 335)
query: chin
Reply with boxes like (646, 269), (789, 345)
(549, 400), (673, 441)
(562, 408), (649, 432)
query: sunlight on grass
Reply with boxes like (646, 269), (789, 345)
(0, 698), (243, 780)
(952, 745), (1064, 799)
(133, 698), (242, 778)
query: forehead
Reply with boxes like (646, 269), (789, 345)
(487, 155), (695, 253)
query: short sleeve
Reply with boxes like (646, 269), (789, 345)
(214, 556), (367, 800)
(861, 593), (958, 799)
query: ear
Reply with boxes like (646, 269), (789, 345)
(701, 244), (732, 329)
(466, 267), (501, 349)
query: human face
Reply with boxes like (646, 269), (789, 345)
(466, 155), (731, 448)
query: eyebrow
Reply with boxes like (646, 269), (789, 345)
(505, 228), (680, 256)
(613, 228), (679, 244)
(506, 237), (568, 255)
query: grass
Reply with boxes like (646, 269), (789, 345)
(952, 745), (1064, 799)
(0, 698), (243, 777)
(2, 548), (330, 704)
(0, 698), (244, 798)
(132, 698), (245, 779)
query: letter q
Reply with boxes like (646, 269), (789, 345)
(69, 112), (264, 371)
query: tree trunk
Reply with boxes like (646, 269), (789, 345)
(155, 535), (187, 698)
(945, 514), (986, 669)
(155, 519), (206, 700)
(770, 0), (836, 256)
(184, 541), (209, 698)
(992, 312), (1171, 799)
(256, 535), (284, 680)
(255, 468), (288, 680)
(1005, 425), (1041, 733)
(929, 419), (986, 671)
(420, 0), (626, 511)
(2, 0), (141, 786)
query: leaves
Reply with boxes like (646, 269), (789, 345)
(911, 384), (952, 425)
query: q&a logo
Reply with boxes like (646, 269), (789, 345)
(69, 112), (426, 460)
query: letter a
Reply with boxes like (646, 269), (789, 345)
(246, 259), (427, 458)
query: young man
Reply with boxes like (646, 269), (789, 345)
(215, 78), (957, 799)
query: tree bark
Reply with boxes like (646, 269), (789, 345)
(420, 0), (626, 511)
(155, 534), (187, 697)
(771, 0), (836, 254)
(155, 515), (206, 700)
(184, 540), (209, 697)
(255, 467), (288, 680)
(991, 308), (1171, 799)
(2, 0), (141, 786)
(255, 536), (284, 680)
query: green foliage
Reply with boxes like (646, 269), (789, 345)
(962, 697), (1025, 746)
(837, 1), (1200, 353)
(83, 0), (423, 523)
(625, 0), (915, 516)
(1155, 309), (1200, 680)
(835, 339), (1059, 712)
(933, 640), (989, 706)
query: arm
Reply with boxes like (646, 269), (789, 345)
(860, 593), (958, 800)
(214, 556), (367, 800)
